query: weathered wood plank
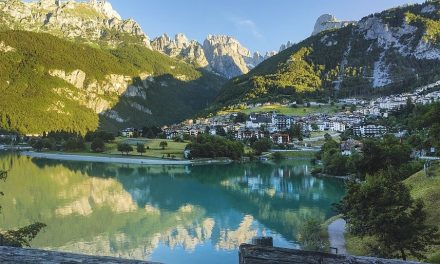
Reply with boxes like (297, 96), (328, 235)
(0, 246), (160, 264)
(239, 244), (426, 264)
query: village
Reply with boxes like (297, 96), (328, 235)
(116, 81), (440, 156)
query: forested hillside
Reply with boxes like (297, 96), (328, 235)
(0, 30), (225, 134)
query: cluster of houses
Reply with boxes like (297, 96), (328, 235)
(157, 110), (388, 145)
(120, 82), (440, 148)
(352, 81), (440, 117)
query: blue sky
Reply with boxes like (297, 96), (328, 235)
(109, 0), (425, 53)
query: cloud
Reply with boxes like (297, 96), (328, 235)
(234, 18), (264, 39)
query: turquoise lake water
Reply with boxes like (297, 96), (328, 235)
(0, 153), (345, 263)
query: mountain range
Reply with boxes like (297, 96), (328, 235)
(0, 0), (439, 134)
(214, 1), (440, 109)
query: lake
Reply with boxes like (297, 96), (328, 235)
(0, 153), (345, 263)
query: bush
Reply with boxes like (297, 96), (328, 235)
(91, 138), (105, 153)
(117, 143), (133, 155)
(186, 135), (244, 160)
(251, 138), (272, 155)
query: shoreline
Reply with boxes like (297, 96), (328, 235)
(21, 151), (192, 165)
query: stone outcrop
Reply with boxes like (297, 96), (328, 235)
(279, 41), (294, 52)
(48, 69), (149, 115)
(312, 14), (356, 36)
(151, 33), (276, 78)
(0, 41), (15, 52)
(0, 0), (151, 47)
(151, 33), (209, 67)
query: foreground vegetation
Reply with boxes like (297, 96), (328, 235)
(344, 164), (440, 263)
(0, 171), (46, 247)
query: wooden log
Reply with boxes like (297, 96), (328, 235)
(239, 244), (426, 264)
(0, 246), (160, 264)
(252, 237), (273, 247)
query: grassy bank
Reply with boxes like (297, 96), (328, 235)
(218, 104), (339, 116)
(270, 150), (317, 159)
(45, 138), (188, 160)
(341, 163), (440, 263)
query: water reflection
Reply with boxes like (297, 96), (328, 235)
(0, 153), (345, 263)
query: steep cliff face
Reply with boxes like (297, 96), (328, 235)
(214, 1), (440, 108)
(0, 0), (150, 47)
(151, 33), (275, 79)
(151, 33), (209, 68)
(312, 14), (356, 36)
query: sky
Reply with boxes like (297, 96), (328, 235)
(109, 0), (425, 53)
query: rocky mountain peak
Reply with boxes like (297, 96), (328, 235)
(204, 34), (251, 58)
(279, 41), (294, 52)
(175, 33), (189, 48)
(312, 14), (356, 36)
(88, 0), (121, 20)
(0, 0), (151, 47)
(38, 0), (60, 9)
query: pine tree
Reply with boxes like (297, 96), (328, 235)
(336, 169), (439, 260)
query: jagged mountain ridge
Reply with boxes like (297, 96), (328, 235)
(151, 33), (276, 79)
(0, 0), (277, 79)
(0, 0), (151, 47)
(214, 1), (440, 108)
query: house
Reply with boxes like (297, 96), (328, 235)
(120, 128), (135, 138)
(235, 129), (263, 141)
(353, 125), (387, 138)
(272, 114), (294, 131)
(341, 139), (363, 156)
(331, 122), (346, 132)
(271, 133), (290, 145)
(246, 113), (272, 129)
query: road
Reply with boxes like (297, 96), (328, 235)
(328, 219), (347, 255)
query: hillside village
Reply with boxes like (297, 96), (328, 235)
(143, 81), (440, 155)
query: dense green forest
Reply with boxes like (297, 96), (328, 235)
(0, 30), (225, 134)
(212, 1), (440, 110)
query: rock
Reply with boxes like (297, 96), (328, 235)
(0, 41), (16, 52)
(279, 41), (294, 52)
(49, 69), (144, 114)
(312, 14), (356, 36)
(0, 0), (151, 48)
(151, 33), (276, 78)
(89, 0), (121, 20)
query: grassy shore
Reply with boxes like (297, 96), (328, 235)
(270, 150), (317, 159)
(218, 104), (340, 116)
(340, 163), (440, 263)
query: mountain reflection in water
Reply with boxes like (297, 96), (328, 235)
(0, 153), (345, 263)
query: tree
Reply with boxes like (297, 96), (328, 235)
(336, 170), (439, 260)
(91, 138), (105, 153)
(137, 143), (146, 156)
(311, 123), (319, 131)
(186, 135), (244, 160)
(159, 141), (168, 150)
(0, 171), (46, 247)
(251, 138), (272, 155)
(32, 140), (44, 152)
(117, 143), (133, 155)
(233, 112), (248, 123)
(289, 123), (303, 141)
